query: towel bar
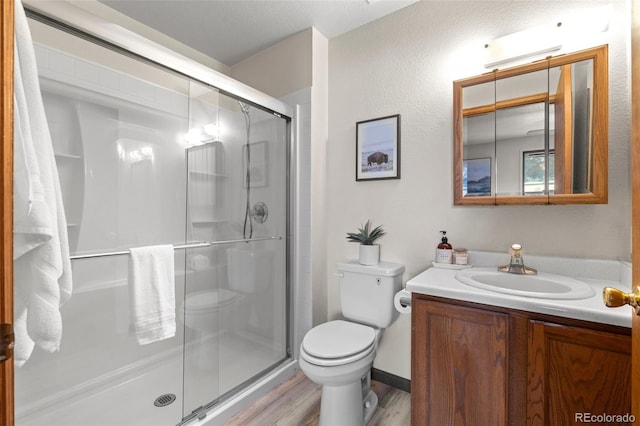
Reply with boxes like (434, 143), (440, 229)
(69, 236), (283, 260)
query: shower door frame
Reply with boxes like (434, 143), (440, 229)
(22, 2), (290, 118)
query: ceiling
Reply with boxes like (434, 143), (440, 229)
(97, 0), (419, 67)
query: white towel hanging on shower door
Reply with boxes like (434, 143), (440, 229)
(12, 0), (73, 367)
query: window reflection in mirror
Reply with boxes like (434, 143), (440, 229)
(523, 149), (554, 195)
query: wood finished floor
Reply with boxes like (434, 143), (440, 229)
(225, 370), (411, 426)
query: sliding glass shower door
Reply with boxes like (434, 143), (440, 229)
(14, 14), (290, 426)
(181, 83), (289, 419)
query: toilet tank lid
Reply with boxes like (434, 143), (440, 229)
(337, 260), (405, 276)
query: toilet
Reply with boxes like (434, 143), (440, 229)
(181, 288), (239, 370)
(299, 260), (405, 426)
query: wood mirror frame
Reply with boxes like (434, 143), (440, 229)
(453, 45), (608, 205)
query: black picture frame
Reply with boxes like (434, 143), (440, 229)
(356, 114), (400, 181)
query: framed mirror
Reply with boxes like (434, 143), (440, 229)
(453, 45), (608, 205)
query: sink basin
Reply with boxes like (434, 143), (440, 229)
(454, 267), (596, 300)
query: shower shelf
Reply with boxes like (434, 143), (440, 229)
(191, 219), (227, 225)
(73, 269), (189, 294)
(54, 152), (82, 160)
(189, 171), (226, 178)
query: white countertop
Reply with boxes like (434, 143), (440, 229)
(405, 253), (633, 328)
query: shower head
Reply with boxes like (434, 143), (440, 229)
(238, 101), (250, 114)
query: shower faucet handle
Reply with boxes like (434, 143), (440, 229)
(250, 201), (268, 224)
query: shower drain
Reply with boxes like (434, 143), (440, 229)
(154, 393), (177, 408)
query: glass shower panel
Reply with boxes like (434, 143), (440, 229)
(182, 92), (288, 416)
(15, 18), (190, 426)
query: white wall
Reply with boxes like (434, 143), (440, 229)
(231, 29), (313, 99)
(328, 0), (631, 379)
(310, 29), (329, 327)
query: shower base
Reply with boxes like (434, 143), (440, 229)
(16, 331), (290, 426)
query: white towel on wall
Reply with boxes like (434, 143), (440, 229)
(13, 0), (73, 367)
(129, 245), (176, 345)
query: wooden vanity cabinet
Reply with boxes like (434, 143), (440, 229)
(411, 294), (631, 426)
(528, 321), (632, 426)
(411, 298), (509, 425)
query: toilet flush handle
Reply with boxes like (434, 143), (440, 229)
(335, 272), (344, 278)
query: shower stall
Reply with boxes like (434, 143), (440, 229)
(14, 6), (293, 426)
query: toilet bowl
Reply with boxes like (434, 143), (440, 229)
(299, 320), (380, 426)
(181, 288), (239, 370)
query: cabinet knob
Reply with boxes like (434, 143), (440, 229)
(602, 287), (640, 314)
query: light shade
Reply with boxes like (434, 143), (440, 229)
(483, 21), (563, 68)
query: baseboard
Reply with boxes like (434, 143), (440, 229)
(371, 368), (411, 394)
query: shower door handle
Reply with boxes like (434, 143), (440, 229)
(0, 323), (14, 362)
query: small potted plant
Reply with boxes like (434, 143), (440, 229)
(346, 220), (385, 265)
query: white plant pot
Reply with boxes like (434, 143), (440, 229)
(359, 244), (380, 266)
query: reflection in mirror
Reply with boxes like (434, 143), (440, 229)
(523, 149), (554, 195)
(453, 45), (607, 205)
(549, 58), (595, 195)
(495, 102), (546, 196)
(462, 81), (495, 197)
(495, 68), (548, 196)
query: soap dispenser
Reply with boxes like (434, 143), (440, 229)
(436, 231), (453, 264)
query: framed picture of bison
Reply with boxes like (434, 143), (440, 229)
(356, 114), (400, 181)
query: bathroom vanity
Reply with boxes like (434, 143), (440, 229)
(407, 252), (632, 426)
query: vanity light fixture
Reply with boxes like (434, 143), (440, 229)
(483, 6), (611, 69)
(483, 21), (563, 68)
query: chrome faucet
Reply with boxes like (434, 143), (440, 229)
(498, 244), (537, 275)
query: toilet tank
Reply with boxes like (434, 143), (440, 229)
(337, 261), (405, 328)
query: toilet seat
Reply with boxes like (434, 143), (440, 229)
(301, 320), (376, 367)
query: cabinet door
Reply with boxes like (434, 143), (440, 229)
(528, 321), (631, 426)
(412, 298), (509, 425)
